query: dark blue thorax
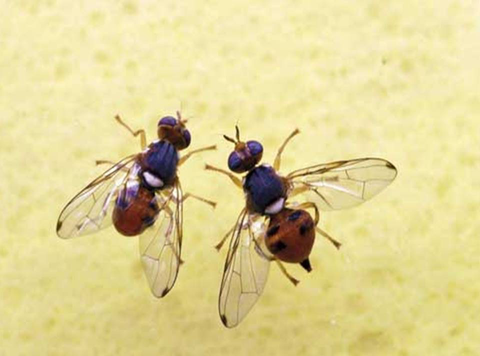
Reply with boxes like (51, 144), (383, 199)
(140, 141), (179, 188)
(243, 165), (287, 214)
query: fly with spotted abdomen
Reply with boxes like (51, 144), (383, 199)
(206, 126), (397, 327)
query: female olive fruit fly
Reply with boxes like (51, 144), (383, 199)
(206, 126), (397, 327)
(57, 112), (216, 298)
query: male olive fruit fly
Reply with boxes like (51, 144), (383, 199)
(206, 127), (397, 328)
(56, 112), (216, 298)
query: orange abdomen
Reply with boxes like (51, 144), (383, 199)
(265, 208), (315, 264)
(113, 184), (159, 236)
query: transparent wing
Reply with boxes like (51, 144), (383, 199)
(219, 210), (270, 328)
(287, 158), (397, 210)
(56, 155), (138, 238)
(139, 182), (183, 298)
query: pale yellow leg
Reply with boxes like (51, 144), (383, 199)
(205, 164), (243, 189)
(316, 226), (342, 250)
(179, 145), (217, 165)
(289, 201), (341, 249)
(95, 159), (116, 166)
(275, 259), (299, 286)
(115, 114), (147, 150)
(273, 128), (300, 171)
(214, 225), (235, 251)
(291, 201), (320, 225)
(182, 192), (216, 209)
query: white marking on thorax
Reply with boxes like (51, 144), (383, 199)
(143, 171), (164, 188)
(265, 197), (285, 215)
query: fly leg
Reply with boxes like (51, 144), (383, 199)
(181, 192), (216, 209)
(216, 209), (255, 251)
(205, 164), (243, 189)
(291, 201), (320, 225)
(292, 201), (341, 249)
(178, 145), (217, 166)
(214, 225), (235, 251)
(170, 189), (216, 262)
(273, 128), (300, 171)
(249, 224), (300, 285)
(115, 114), (147, 150)
(275, 259), (299, 286)
(316, 227), (342, 250)
(95, 159), (117, 166)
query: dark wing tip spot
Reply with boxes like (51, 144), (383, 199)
(56, 220), (63, 232)
(160, 288), (170, 298)
(385, 160), (396, 170)
(220, 314), (229, 326)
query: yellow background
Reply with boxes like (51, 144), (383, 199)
(1, 0), (479, 355)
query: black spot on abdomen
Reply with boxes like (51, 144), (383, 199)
(267, 225), (280, 237)
(287, 210), (302, 221)
(269, 240), (287, 254)
(299, 222), (313, 236)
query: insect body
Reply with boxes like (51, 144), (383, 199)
(265, 208), (315, 270)
(244, 165), (287, 214)
(57, 112), (215, 297)
(112, 181), (159, 236)
(206, 126), (397, 327)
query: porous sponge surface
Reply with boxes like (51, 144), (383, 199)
(1, 1), (479, 355)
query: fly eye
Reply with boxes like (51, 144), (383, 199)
(158, 116), (177, 127)
(183, 129), (191, 147)
(246, 140), (263, 156)
(228, 151), (243, 173)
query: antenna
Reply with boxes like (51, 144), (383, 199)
(223, 134), (236, 144)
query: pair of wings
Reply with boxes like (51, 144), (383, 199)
(219, 158), (397, 327)
(56, 155), (183, 298)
